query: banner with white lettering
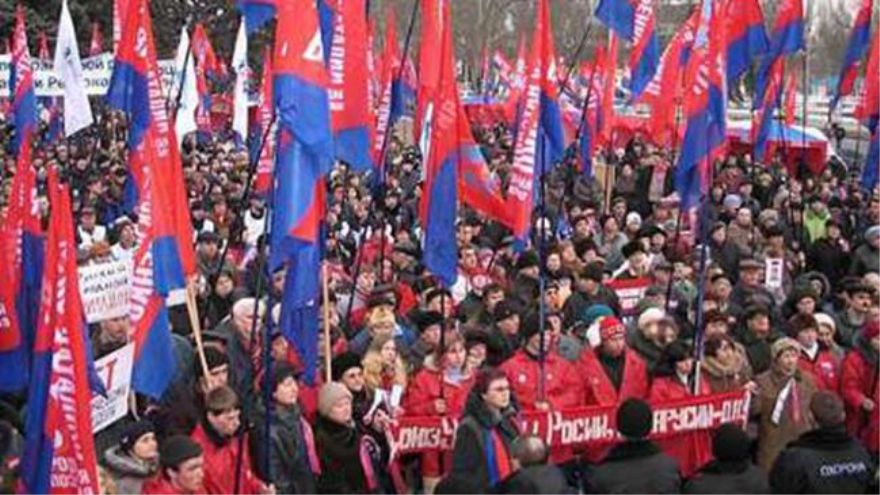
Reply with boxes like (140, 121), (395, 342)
(90, 343), (134, 433)
(386, 390), (750, 459)
(78, 259), (131, 323)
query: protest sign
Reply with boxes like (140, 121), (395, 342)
(90, 343), (135, 433)
(387, 390), (750, 459)
(78, 259), (131, 323)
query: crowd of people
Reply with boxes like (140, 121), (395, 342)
(0, 104), (878, 494)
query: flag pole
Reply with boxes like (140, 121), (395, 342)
(800, 7), (810, 176)
(538, 134), (547, 403)
(184, 281), (211, 380)
(344, 0), (420, 323)
(322, 261), (333, 384)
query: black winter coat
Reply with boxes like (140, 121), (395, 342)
(769, 425), (876, 494)
(251, 404), (317, 494)
(314, 416), (385, 494)
(494, 465), (576, 494)
(584, 440), (681, 494)
(683, 460), (769, 494)
(451, 389), (520, 491)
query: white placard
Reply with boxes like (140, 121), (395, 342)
(90, 343), (135, 433)
(78, 259), (131, 323)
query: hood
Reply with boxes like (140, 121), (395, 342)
(103, 445), (157, 478)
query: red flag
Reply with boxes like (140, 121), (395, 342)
(37, 31), (49, 60)
(374, 6), (401, 165)
(640, 10), (699, 147)
(112, 0), (129, 54)
(600, 33), (618, 146)
(254, 45), (276, 197)
(89, 21), (104, 56)
(783, 69), (797, 126)
(856, 29), (879, 124)
(35, 173), (101, 494)
(415, 0), (444, 144)
(191, 23), (218, 137)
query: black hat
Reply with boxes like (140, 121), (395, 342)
(516, 251), (540, 271)
(270, 363), (300, 392)
(581, 262), (604, 283)
(616, 399), (653, 440)
(414, 311), (445, 334)
(196, 346), (229, 379)
(366, 292), (396, 309)
(331, 352), (363, 381)
(119, 419), (155, 453)
(493, 300), (518, 322)
(519, 311), (542, 343)
(712, 424), (751, 462)
(197, 230), (220, 244)
(621, 241), (646, 259)
(160, 435), (203, 470)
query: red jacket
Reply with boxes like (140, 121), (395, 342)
(649, 376), (713, 478)
(500, 350), (585, 411)
(142, 476), (201, 495)
(798, 348), (840, 392)
(578, 348), (649, 406)
(190, 423), (265, 494)
(403, 366), (474, 417)
(841, 349), (879, 453)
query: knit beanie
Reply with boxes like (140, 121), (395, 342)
(712, 424), (751, 462)
(159, 435), (203, 470)
(616, 399), (653, 440)
(318, 382), (353, 419)
(600, 316), (626, 342)
(118, 419), (155, 454)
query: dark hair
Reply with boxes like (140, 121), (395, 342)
(473, 367), (508, 396)
(704, 334), (735, 359)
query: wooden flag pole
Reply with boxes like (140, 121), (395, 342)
(185, 279), (211, 381)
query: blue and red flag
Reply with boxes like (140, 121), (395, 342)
(857, 31), (879, 192)
(831, 0), (874, 112)
(253, 45), (276, 197)
(595, 0), (659, 99)
(11, 6), (37, 154)
(576, 49), (607, 178)
(724, 0), (768, 82)
(237, 0), (278, 34)
(752, 59), (785, 164)
(21, 173), (101, 495)
(328, 0), (374, 172)
(503, 35), (527, 126)
(504, 0), (566, 241)
(419, 3), (463, 287)
(271, 0), (334, 385)
(106, 0), (195, 398)
(191, 23), (218, 141)
(0, 143), (44, 392)
(675, 0), (727, 210)
(37, 31), (63, 144)
(754, 0), (804, 110)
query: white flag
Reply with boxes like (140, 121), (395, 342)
(173, 27), (198, 146)
(54, 0), (94, 136)
(232, 20), (249, 146)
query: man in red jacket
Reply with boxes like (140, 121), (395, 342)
(142, 436), (205, 495)
(790, 314), (840, 392)
(578, 316), (649, 406)
(841, 319), (880, 455)
(500, 311), (585, 412)
(190, 386), (275, 494)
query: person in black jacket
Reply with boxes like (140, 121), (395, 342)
(450, 368), (521, 490)
(584, 398), (681, 494)
(770, 390), (876, 494)
(494, 435), (575, 494)
(251, 364), (317, 494)
(684, 423), (769, 494)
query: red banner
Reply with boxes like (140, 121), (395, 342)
(606, 277), (652, 317)
(387, 390), (749, 459)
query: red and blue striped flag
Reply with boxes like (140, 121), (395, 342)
(754, 0), (803, 111)
(831, 0), (874, 112)
(106, 0), (195, 398)
(595, 0), (659, 99)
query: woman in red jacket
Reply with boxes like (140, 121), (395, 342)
(841, 319), (879, 455)
(790, 314), (840, 392)
(403, 331), (475, 493)
(649, 340), (713, 478)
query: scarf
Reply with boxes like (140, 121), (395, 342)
(483, 427), (512, 486)
(299, 417), (321, 475)
(772, 376), (802, 426)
